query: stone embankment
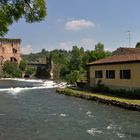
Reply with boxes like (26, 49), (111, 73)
(56, 88), (140, 111)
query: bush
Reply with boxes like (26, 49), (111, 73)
(3, 61), (22, 77)
(26, 67), (35, 75)
(19, 60), (27, 71)
(90, 83), (140, 99)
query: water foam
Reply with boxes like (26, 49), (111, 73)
(87, 128), (103, 136)
(1, 78), (44, 83)
(0, 79), (67, 95)
(59, 114), (67, 117)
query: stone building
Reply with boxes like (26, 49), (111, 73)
(0, 38), (21, 66)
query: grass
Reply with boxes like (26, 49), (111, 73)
(57, 88), (140, 106)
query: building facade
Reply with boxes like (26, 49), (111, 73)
(87, 54), (140, 90)
(0, 38), (21, 65)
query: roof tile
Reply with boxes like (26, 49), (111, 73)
(87, 54), (140, 65)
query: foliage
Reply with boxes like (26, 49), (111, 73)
(69, 46), (84, 71)
(91, 83), (140, 99)
(3, 61), (21, 77)
(19, 59), (27, 71)
(0, 0), (47, 36)
(66, 70), (81, 84)
(95, 42), (104, 51)
(26, 67), (36, 75)
(135, 42), (140, 48)
(22, 42), (112, 80)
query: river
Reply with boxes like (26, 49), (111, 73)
(0, 79), (139, 140)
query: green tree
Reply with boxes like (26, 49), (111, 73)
(3, 61), (21, 77)
(69, 46), (84, 71)
(95, 42), (104, 51)
(0, 0), (47, 36)
(135, 42), (140, 48)
(66, 70), (80, 84)
(19, 60), (27, 71)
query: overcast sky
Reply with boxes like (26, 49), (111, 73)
(5, 0), (140, 54)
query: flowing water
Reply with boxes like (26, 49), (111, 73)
(0, 79), (139, 140)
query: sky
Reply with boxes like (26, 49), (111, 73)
(5, 0), (140, 54)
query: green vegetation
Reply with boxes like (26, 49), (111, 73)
(135, 42), (140, 48)
(3, 61), (21, 77)
(1, 59), (36, 78)
(19, 60), (27, 72)
(91, 82), (140, 99)
(56, 88), (140, 106)
(22, 43), (112, 81)
(0, 0), (47, 36)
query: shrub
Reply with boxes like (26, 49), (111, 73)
(3, 61), (22, 77)
(19, 60), (27, 71)
(90, 83), (140, 99)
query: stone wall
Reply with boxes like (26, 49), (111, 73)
(0, 38), (21, 65)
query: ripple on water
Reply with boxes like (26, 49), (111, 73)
(86, 111), (94, 118)
(87, 128), (103, 136)
(116, 132), (125, 138)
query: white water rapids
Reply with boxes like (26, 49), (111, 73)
(0, 78), (67, 95)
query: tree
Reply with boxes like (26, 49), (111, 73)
(69, 46), (84, 71)
(66, 70), (80, 84)
(95, 42), (104, 51)
(19, 59), (27, 71)
(135, 42), (140, 48)
(0, 0), (47, 36)
(3, 61), (21, 77)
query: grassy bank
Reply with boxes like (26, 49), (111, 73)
(56, 88), (140, 111)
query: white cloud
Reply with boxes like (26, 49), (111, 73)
(21, 45), (34, 54)
(65, 19), (95, 31)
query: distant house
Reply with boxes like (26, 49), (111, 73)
(0, 38), (21, 65)
(113, 47), (140, 55)
(87, 53), (140, 90)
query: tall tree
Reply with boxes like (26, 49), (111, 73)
(0, 0), (47, 36)
(95, 42), (104, 51)
(69, 46), (84, 71)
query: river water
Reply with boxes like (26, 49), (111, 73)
(0, 79), (139, 140)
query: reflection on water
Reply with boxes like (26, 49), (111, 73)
(0, 79), (140, 140)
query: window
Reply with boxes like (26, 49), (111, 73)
(0, 41), (2, 47)
(95, 70), (103, 78)
(106, 70), (115, 79)
(13, 48), (17, 53)
(120, 70), (131, 79)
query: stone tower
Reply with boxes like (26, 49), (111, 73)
(0, 38), (21, 65)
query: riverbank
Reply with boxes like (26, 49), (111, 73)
(56, 88), (140, 111)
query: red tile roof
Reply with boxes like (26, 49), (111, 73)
(113, 47), (140, 55)
(87, 54), (140, 65)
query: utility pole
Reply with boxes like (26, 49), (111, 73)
(127, 30), (131, 48)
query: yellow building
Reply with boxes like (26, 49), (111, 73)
(87, 53), (140, 90)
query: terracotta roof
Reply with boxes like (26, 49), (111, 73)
(113, 47), (140, 55)
(87, 54), (140, 65)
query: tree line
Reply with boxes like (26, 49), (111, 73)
(22, 43), (112, 82)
